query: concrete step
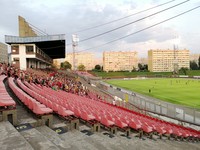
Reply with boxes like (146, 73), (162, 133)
(20, 127), (60, 150)
(36, 126), (72, 150)
(0, 121), (33, 150)
(59, 130), (99, 150)
(58, 125), (122, 150)
(16, 105), (37, 127)
(0, 113), (3, 121)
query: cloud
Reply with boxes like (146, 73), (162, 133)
(0, 0), (199, 58)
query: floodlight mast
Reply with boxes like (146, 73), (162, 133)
(72, 34), (79, 71)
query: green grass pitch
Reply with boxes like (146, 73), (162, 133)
(106, 78), (200, 109)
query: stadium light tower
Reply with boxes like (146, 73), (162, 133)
(72, 34), (79, 71)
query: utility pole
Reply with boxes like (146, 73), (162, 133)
(173, 35), (179, 74)
(72, 34), (79, 71)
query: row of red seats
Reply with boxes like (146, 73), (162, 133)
(40, 84), (200, 139)
(33, 85), (162, 133)
(22, 81), (74, 118)
(8, 78), (52, 115)
(24, 82), (97, 122)
(21, 81), (200, 140)
(0, 75), (16, 108)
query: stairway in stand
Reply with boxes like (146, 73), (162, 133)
(0, 121), (33, 150)
(20, 127), (60, 150)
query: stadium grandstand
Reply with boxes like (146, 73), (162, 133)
(0, 16), (200, 150)
(5, 16), (65, 70)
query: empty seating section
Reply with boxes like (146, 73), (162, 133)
(8, 77), (52, 115)
(0, 75), (16, 109)
(7, 76), (200, 140)
(22, 81), (74, 118)
(20, 82), (200, 140)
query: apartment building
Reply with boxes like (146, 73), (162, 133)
(103, 51), (138, 72)
(148, 49), (190, 72)
(66, 52), (95, 70)
(0, 42), (8, 63)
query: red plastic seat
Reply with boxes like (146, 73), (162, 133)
(164, 125), (173, 135)
(64, 103), (69, 109)
(68, 105), (75, 111)
(58, 106), (74, 117)
(141, 124), (153, 133)
(74, 108), (81, 117)
(106, 115), (115, 122)
(52, 103), (59, 112)
(46, 100), (53, 109)
(173, 128), (182, 137)
(120, 117), (129, 124)
(0, 99), (16, 107)
(93, 113), (101, 122)
(101, 117), (115, 127)
(27, 97), (35, 110)
(156, 126), (166, 134)
(129, 121), (142, 130)
(33, 103), (53, 115)
(81, 111), (95, 121)
(182, 130), (190, 138)
(115, 119), (128, 128)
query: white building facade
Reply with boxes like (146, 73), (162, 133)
(0, 42), (8, 63)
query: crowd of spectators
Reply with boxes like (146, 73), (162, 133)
(0, 62), (90, 97)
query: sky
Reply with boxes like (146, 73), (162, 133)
(0, 0), (200, 58)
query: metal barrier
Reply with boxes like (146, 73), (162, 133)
(98, 81), (200, 126)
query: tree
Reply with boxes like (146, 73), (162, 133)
(95, 64), (101, 70)
(78, 64), (85, 71)
(179, 67), (188, 75)
(144, 64), (148, 71)
(60, 63), (64, 68)
(138, 63), (148, 71)
(138, 63), (143, 71)
(132, 66), (137, 72)
(60, 61), (72, 69)
(190, 61), (198, 70)
(198, 55), (200, 69)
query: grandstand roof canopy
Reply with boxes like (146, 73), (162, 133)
(4, 16), (65, 59)
(5, 34), (65, 59)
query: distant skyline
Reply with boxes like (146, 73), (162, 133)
(0, 0), (200, 57)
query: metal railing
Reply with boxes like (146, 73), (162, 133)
(97, 81), (200, 126)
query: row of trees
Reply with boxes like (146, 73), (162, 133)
(60, 61), (148, 72)
(60, 61), (86, 71)
(60, 61), (101, 71)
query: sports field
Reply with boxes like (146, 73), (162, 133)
(106, 78), (200, 109)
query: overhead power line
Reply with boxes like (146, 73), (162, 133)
(69, 0), (189, 45)
(67, 0), (189, 46)
(29, 23), (48, 36)
(77, 5), (200, 53)
(71, 0), (176, 34)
